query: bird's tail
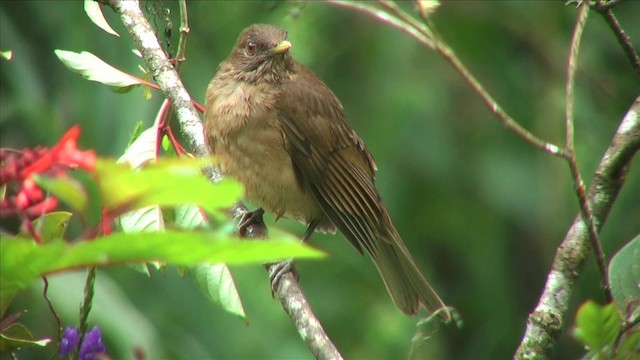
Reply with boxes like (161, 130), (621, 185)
(371, 234), (451, 321)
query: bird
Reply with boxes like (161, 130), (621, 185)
(204, 24), (450, 321)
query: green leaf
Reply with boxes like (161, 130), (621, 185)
(119, 206), (165, 233)
(194, 264), (247, 320)
(0, 231), (325, 300)
(0, 50), (11, 61)
(617, 327), (640, 360)
(34, 175), (88, 212)
(27, 211), (72, 244)
(574, 300), (621, 354)
(94, 158), (242, 217)
(177, 205), (246, 319)
(118, 126), (158, 168)
(84, 0), (119, 37)
(609, 235), (640, 321)
(0, 322), (51, 352)
(117, 126), (165, 245)
(175, 205), (209, 230)
(54, 50), (141, 91)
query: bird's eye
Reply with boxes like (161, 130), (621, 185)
(246, 41), (257, 55)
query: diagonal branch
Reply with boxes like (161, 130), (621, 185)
(325, 0), (569, 159)
(102, 1), (342, 359)
(591, 0), (640, 76)
(563, 4), (611, 302)
(515, 96), (640, 359)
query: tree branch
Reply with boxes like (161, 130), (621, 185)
(229, 204), (343, 360)
(103, 1), (341, 359)
(591, 0), (640, 76)
(515, 96), (640, 359)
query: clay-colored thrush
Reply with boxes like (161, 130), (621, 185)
(205, 24), (450, 320)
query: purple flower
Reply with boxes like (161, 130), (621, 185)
(79, 325), (106, 360)
(59, 326), (80, 357)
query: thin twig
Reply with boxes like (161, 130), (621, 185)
(173, 0), (189, 73)
(589, 0), (623, 12)
(41, 276), (62, 342)
(375, 0), (435, 43)
(563, 4), (611, 302)
(592, 0), (640, 75)
(325, 0), (569, 159)
(326, 1), (435, 49)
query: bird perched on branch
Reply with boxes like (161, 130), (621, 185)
(205, 24), (450, 321)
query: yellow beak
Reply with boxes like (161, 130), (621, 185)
(272, 40), (292, 55)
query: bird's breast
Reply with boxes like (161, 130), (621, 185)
(206, 81), (326, 225)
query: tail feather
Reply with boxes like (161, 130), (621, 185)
(371, 237), (451, 321)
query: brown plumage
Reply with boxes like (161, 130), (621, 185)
(205, 24), (450, 320)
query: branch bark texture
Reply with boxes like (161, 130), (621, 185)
(515, 97), (640, 359)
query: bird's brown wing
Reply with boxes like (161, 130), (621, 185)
(277, 63), (450, 319)
(276, 63), (393, 256)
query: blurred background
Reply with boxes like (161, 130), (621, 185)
(1, 1), (638, 359)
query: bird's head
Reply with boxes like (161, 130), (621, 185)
(227, 24), (294, 84)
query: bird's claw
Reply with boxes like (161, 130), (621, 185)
(237, 208), (265, 237)
(268, 259), (299, 296)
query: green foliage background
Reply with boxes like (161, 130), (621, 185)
(1, 1), (638, 359)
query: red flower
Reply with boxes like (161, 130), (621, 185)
(20, 125), (96, 178)
(1, 125), (96, 241)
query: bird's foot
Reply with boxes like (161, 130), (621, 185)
(237, 208), (265, 237)
(268, 259), (299, 295)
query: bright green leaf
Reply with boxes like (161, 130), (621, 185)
(195, 264), (247, 320)
(0, 323), (51, 352)
(94, 158), (242, 216)
(0, 294), (15, 319)
(0, 50), (12, 61)
(28, 211), (72, 244)
(54, 50), (141, 90)
(34, 175), (88, 212)
(609, 235), (640, 321)
(574, 300), (621, 354)
(84, 0), (119, 37)
(117, 126), (165, 246)
(0, 231), (324, 300)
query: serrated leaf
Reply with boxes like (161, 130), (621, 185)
(28, 211), (72, 244)
(84, 0), (119, 37)
(609, 235), (640, 320)
(54, 50), (141, 90)
(574, 300), (621, 353)
(195, 264), (247, 319)
(0, 231), (324, 300)
(0, 323), (51, 352)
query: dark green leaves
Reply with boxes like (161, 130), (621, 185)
(609, 235), (640, 321)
